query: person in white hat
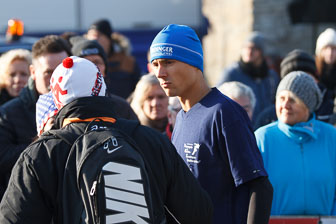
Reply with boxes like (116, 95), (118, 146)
(315, 28), (336, 92)
(0, 56), (213, 224)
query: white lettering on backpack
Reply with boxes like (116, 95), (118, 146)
(103, 162), (149, 224)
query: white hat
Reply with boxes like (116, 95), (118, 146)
(50, 56), (106, 109)
(315, 28), (336, 55)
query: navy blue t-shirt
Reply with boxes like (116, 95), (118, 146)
(172, 88), (267, 224)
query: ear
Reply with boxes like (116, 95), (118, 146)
(147, 62), (153, 74)
(30, 64), (36, 81)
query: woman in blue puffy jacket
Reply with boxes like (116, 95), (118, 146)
(255, 71), (336, 215)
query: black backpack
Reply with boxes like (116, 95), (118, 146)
(47, 120), (159, 224)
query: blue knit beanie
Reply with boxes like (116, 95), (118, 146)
(150, 24), (203, 73)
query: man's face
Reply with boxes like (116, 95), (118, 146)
(30, 51), (68, 95)
(151, 59), (199, 98)
(83, 55), (106, 77)
(241, 43), (263, 66)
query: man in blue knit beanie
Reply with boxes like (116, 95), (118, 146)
(150, 24), (273, 224)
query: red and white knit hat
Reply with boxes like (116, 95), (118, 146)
(50, 56), (106, 109)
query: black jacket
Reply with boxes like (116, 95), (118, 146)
(0, 96), (213, 224)
(0, 88), (14, 106)
(105, 90), (138, 120)
(0, 78), (37, 198)
(0, 78), (137, 200)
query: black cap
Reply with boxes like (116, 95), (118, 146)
(280, 49), (317, 79)
(71, 39), (108, 73)
(89, 19), (113, 38)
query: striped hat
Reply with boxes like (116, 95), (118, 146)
(36, 91), (58, 135)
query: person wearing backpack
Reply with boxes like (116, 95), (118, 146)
(0, 56), (213, 224)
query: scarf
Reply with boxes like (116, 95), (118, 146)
(238, 58), (269, 79)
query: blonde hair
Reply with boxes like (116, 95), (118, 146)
(0, 49), (32, 87)
(129, 74), (161, 122)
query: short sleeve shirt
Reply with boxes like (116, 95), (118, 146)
(172, 88), (267, 223)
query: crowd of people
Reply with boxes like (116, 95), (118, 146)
(0, 17), (336, 223)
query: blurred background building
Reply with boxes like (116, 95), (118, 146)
(203, 0), (336, 85)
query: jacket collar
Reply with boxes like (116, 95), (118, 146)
(54, 96), (117, 129)
(19, 77), (39, 109)
(277, 115), (318, 144)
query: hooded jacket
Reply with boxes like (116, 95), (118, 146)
(0, 96), (213, 224)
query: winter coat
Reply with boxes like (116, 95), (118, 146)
(217, 62), (280, 125)
(0, 96), (213, 224)
(0, 78), (136, 200)
(0, 78), (37, 199)
(255, 117), (336, 215)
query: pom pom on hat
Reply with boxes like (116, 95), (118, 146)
(315, 28), (336, 55)
(63, 57), (73, 68)
(276, 71), (322, 113)
(36, 91), (58, 136)
(50, 56), (106, 109)
(150, 24), (203, 73)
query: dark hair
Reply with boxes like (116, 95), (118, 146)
(89, 19), (113, 38)
(60, 31), (78, 47)
(32, 35), (72, 59)
(88, 19), (115, 56)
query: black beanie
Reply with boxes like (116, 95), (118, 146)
(280, 49), (317, 79)
(89, 19), (113, 38)
(71, 39), (108, 73)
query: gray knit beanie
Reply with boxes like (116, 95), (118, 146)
(276, 71), (322, 112)
(246, 31), (266, 53)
